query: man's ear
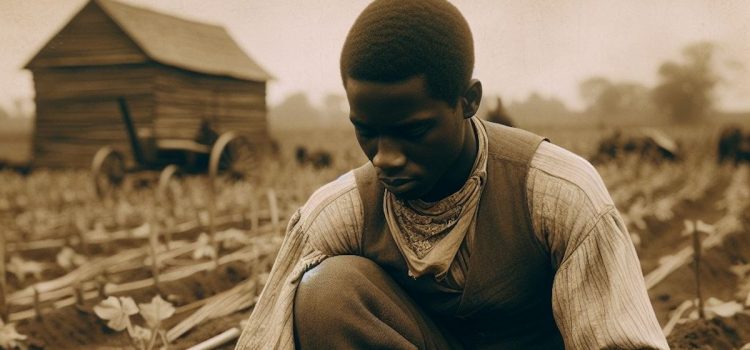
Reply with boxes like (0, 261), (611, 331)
(461, 79), (482, 119)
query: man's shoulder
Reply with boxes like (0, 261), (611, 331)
(525, 141), (618, 266)
(482, 121), (546, 165)
(531, 142), (597, 176)
(528, 141), (614, 211)
(299, 170), (360, 223)
(298, 170), (364, 254)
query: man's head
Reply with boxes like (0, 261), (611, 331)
(342, 0), (482, 201)
(340, 0), (474, 106)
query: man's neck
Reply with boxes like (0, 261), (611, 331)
(421, 118), (479, 202)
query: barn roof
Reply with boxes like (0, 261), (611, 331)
(28, 0), (272, 82)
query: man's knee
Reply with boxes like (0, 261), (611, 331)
(295, 255), (380, 313)
(293, 256), (454, 349)
(294, 255), (384, 342)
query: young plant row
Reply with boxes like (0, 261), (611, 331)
(645, 165), (750, 291)
(606, 159), (719, 249)
(0, 172), (291, 349)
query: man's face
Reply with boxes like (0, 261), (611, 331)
(346, 76), (468, 200)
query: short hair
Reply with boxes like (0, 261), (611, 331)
(340, 0), (474, 106)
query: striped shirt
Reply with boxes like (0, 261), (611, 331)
(236, 141), (669, 349)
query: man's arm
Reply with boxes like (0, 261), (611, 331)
(300, 171), (364, 256)
(527, 142), (669, 349)
(236, 171), (364, 349)
(550, 206), (668, 349)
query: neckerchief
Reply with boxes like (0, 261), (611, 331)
(384, 117), (488, 279)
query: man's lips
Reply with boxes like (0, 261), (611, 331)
(379, 177), (413, 187)
(378, 176), (420, 195)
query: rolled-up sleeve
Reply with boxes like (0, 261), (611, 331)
(551, 208), (668, 349)
(527, 142), (668, 349)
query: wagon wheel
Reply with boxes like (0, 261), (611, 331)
(91, 146), (126, 199)
(157, 164), (182, 204)
(209, 132), (256, 180)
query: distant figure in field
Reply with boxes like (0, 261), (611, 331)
(595, 128), (623, 161)
(295, 146), (333, 169)
(485, 96), (514, 127)
(718, 125), (750, 164)
(593, 128), (679, 164)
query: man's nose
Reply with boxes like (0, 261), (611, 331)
(372, 137), (406, 171)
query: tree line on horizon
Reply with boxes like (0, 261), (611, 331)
(580, 41), (725, 124)
(271, 41), (740, 130)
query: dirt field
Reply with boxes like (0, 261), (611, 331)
(1, 123), (749, 349)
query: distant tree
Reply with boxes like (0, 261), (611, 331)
(652, 41), (719, 121)
(580, 77), (614, 114)
(507, 92), (572, 120)
(580, 77), (652, 117)
(269, 92), (322, 129)
(0, 106), (9, 119)
(321, 94), (349, 127)
(322, 94), (347, 116)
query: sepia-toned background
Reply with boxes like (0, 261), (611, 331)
(0, 1), (749, 349)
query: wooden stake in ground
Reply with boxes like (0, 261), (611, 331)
(0, 223), (7, 322)
(75, 210), (88, 256)
(692, 221), (705, 319)
(250, 193), (259, 235)
(266, 189), (279, 235)
(32, 287), (42, 320)
(158, 165), (180, 250)
(207, 177), (218, 269)
(74, 280), (85, 309)
(103, 197), (115, 255)
(148, 206), (162, 293)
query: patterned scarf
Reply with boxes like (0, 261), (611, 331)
(384, 117), (488, 280)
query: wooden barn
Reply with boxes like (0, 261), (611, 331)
(25, 0), (273, 168)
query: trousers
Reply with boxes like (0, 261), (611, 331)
(293, 255), (463, 349)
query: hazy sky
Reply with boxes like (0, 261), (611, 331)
(1, 0), (749, 115)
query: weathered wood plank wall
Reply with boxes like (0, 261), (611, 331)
(154, 67), (269, 145)
(32, 66), (155, 168)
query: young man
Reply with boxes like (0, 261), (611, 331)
(237, 0), (668, 349)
